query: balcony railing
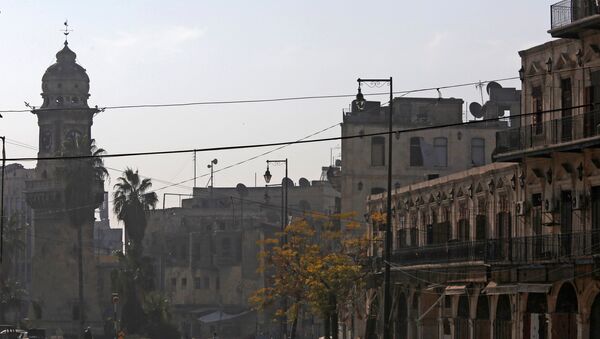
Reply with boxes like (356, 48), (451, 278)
(392, 231), (600, 266)
(551, 0), (600, 29)
(494, 109), (600, 159)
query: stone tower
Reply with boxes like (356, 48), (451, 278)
(25, 40), (103, 337)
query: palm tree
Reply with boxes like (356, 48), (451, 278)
(112, 168), (158, 252)
(61, 136), (108, 336)
(112, 168), (158, 334)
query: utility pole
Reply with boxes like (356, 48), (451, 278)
(356, 78), (393, 339)
(0, 136), (5, 263)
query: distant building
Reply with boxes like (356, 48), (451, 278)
(93, 192), (122, 256)
(1, 163), (35, 319)
(144, 178), (339, 339)
(337, 94), (514, 228)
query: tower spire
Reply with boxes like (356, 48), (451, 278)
(62, 20), (73, 45)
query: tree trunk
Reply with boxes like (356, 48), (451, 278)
(290, 312), (298, 339)
(330, 293), (339, 339)
(78, 224), (85, 339)
(324, 311), (331, 339)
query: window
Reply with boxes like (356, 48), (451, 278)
(181, 278), (187, 289)
(433, 137), (448, 167)
(221, 238), (231, 257)
(171, 278), (177, 289)
(471, 138), (485, 166)
(216, 276), (220, 291)
(194, 278), (202, 289)
(410, 137), (423, 166)
(371, 137), (385, 166)
(204, 277), (210, 289)
(532, 86), (543, 135)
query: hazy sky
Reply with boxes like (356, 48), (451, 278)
(0, 1), (551, 214)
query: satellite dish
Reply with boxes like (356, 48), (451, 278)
(469, 102), (483, 118)
(298, 178), (310, 187)
(486, 81), (502, 95)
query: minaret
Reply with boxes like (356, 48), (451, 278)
(25, 31), (103, 336)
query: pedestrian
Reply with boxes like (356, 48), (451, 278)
(83, 326), (93, 339)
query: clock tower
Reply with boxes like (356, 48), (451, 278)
(25, 40), (103, 336)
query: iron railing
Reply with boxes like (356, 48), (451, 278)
(551, 0), (600, 29)
(495, 109), (600, 156)
(391, 230), (600, 266)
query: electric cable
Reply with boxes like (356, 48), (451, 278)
(3, 103), (591, 163)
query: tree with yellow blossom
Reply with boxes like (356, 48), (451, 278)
(250, 213), (372, 339)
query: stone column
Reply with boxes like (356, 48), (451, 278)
(546, 313), (552, 339)
(468, 318), (474, 339)
(577, 312), (589, 339)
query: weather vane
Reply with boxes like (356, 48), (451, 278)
(62, 20), (73, 44)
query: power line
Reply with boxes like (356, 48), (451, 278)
(0, 76), (520, 114)
(3, 103), (590, 163)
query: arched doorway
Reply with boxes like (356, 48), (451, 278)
(495, 295), (512, 339)
(552, 283), (578, 339)
(590, 293), (600, 339)
(455, 295), (470, 339)
(474, 295), (490, 339)
(523, 293), (547, 339)
(395, 293), (407, 339)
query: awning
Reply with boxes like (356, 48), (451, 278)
(517, 283), (552, 294)
(444, 285), (467, 295)
(483, 282), (552, 295)
(198, 310), (251, 323)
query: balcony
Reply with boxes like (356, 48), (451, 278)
(391, 231), (599, 267)
(493, 110), (600, 162)
(549, 0), (600, 38)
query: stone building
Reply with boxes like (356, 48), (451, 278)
(144, 178), (339, 339)
(93, 192), (122, 256)
(1, 163), (35, 319)
(25, 40), (105, 337)
(365, 2), (600, 338)
(339, 94), (513, 225)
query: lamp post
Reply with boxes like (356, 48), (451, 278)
(208, 158), (218, 192)
(355, 77), (393, 339)
(263, 159), (288, 339)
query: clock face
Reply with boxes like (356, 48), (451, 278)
(66, 129), (82, 144)
(41, 130), (52, 152)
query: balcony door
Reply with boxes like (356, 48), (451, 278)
(592, 186), (600, 249)
(560, 190), (573, 257)
(561, 78), (573, 142)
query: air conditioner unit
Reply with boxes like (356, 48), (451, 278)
(515, 201), (528, 216)
(573, 194), (587, 210)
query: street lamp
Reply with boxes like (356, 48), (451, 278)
(207, 158), (218, 191)
(356, 77), (393, 339)
(263, 159), (288, 339)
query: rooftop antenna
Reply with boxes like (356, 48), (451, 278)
(475, 80), (485, 105)
(62, 20), (73, 44)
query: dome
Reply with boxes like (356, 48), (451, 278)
(40, 42), (90, 109)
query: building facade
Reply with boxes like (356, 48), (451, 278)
(365, 2), (600, 338)
(340, 95), (513, 225)
(1, 163), (35, 321)
(144, 179), (340, 339)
